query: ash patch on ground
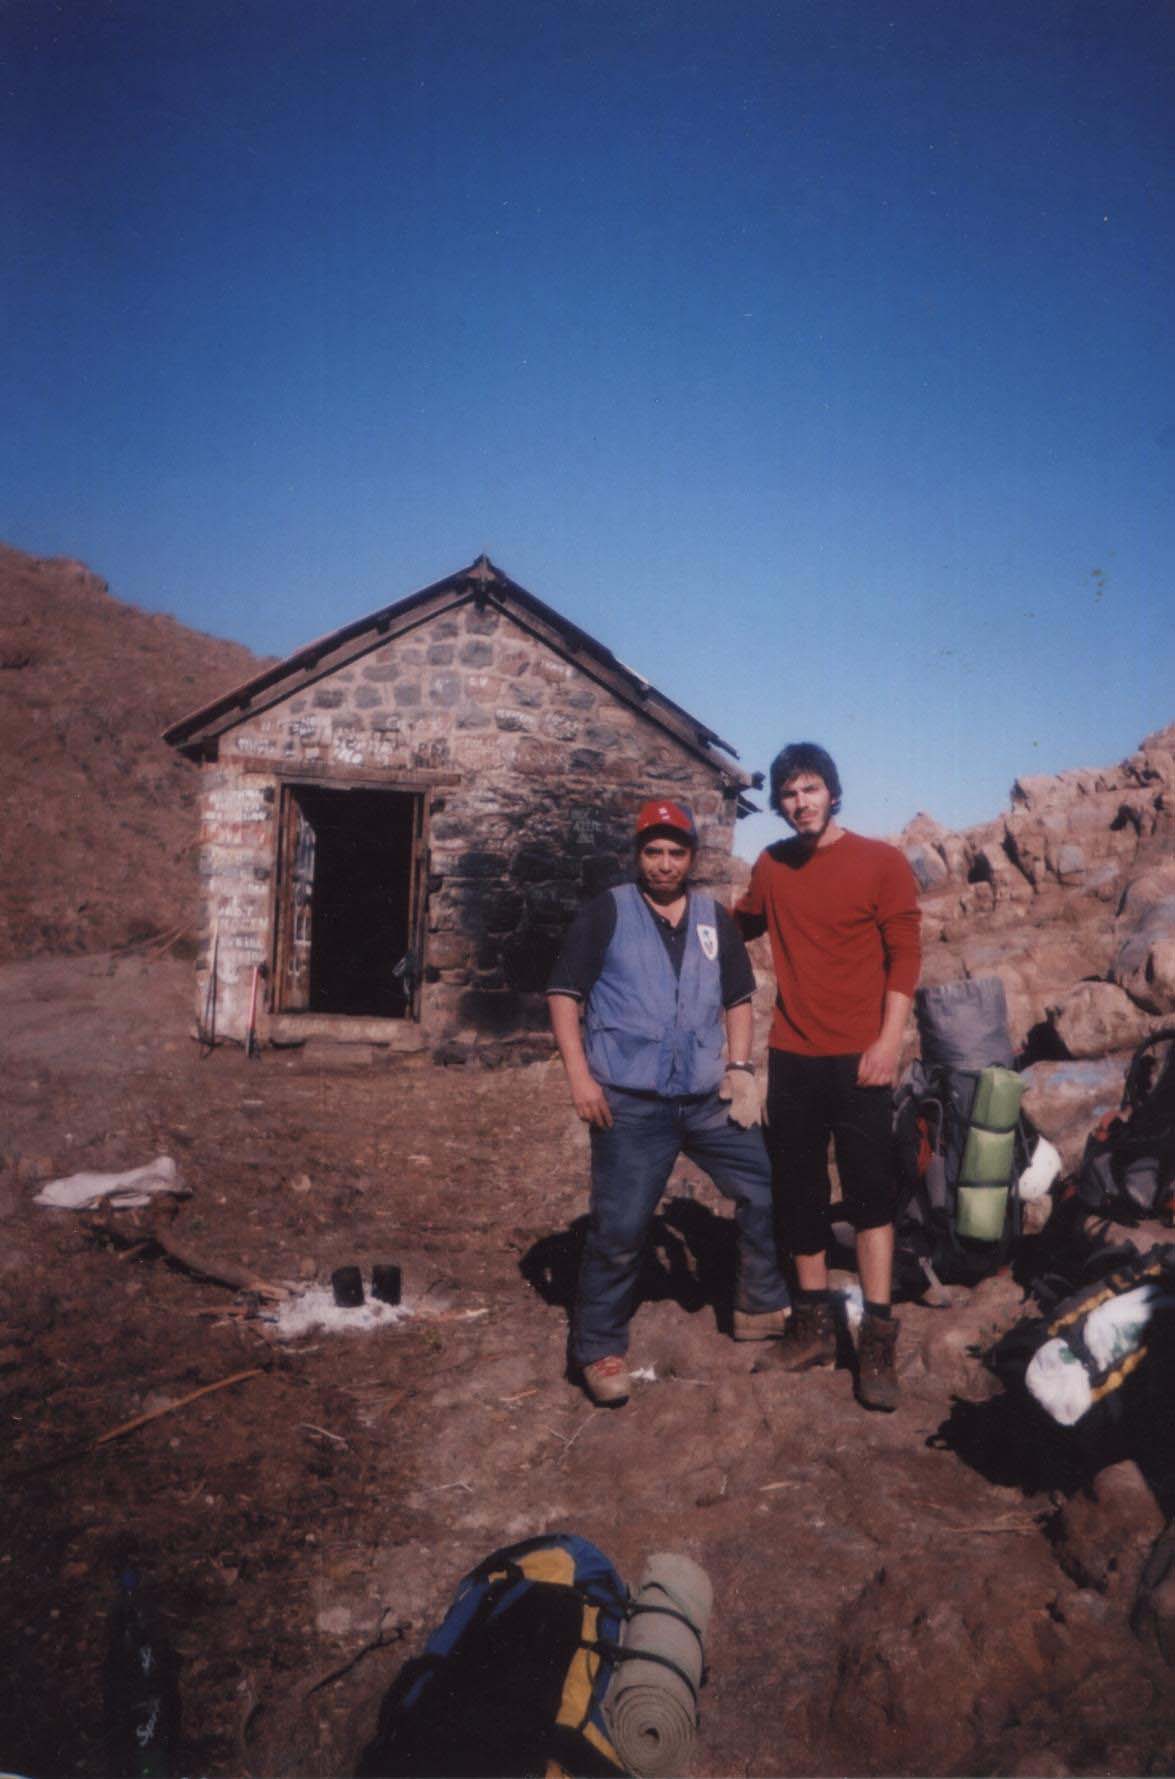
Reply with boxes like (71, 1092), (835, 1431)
(261, 1289), (413, 1341)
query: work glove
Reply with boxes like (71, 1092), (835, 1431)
(718, 1067), (760, 1129)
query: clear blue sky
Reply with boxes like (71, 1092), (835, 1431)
(4, 0), (1172, 857)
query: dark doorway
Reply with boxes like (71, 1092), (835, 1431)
(275, 785), (424, 1018)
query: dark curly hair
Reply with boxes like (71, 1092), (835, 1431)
(768, 742), (843, 818)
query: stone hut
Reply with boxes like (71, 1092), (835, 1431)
(165, 555), (757, 1057)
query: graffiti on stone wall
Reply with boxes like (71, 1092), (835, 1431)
(331, 728), (365, 766)
(227, 734), (277, 757)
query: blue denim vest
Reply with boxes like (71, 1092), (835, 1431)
(584, 884), (725, 1096)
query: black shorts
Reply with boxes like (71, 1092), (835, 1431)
(765, 1050), (899, 1256)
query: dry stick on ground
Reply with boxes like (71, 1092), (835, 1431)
(938, 1520), (1041, 1535)
(298, 1422), (349, 1447)
(91, 1368), (264, 1448)
(86, 1207), (288, 1300)
(116, 1241), (154, 1263)
(8, 1367), (265, 1479)
(149, 1216), (289, 1300)
(541, 1416), (594, 1464)
(301, 1611), (412, 1700)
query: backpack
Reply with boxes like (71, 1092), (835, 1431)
(355, 1533), (630, 1779)
(1076, 1029), (1175, 1220)
(1022, 1243), (1175, 1429)
(894, 979), (1030, 1292)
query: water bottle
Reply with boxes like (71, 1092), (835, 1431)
(104, 1567), (179, 1777)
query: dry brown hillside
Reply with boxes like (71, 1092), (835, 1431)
(0, 542), (268, 962)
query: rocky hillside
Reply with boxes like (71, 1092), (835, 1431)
(0, 543), (267, 962)
(906, 724), (1175, 1040)
(898, 726), (1175, 1165)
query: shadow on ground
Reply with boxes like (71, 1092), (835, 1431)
(519, 1195), (738, 1329)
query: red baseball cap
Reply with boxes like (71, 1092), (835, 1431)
(634, 799), (697, 846)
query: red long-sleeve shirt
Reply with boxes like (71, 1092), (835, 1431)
(734, 831), (922, 1056)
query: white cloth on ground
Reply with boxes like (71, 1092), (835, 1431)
(35, 1155), (186, 1210)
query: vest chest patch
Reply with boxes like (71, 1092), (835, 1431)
(696, 922), (718, 961)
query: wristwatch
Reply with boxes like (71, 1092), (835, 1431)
(726, 1061), (755, 1073)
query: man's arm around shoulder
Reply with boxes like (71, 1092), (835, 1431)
(731, 853), (768, 941)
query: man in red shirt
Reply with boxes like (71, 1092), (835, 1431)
(734, 742), (921, 1409)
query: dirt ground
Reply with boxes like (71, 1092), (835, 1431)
(3, 952), (1175, 1778)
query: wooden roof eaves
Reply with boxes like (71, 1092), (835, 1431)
(163, 583), (472, 759)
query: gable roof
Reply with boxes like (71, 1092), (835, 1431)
(164, 555), (758, 797)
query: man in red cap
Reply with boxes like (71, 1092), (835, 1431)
(547, 799), (790, 1405)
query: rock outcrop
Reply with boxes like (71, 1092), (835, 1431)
(902, 724), (1175, 1168)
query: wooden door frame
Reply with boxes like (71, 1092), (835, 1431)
(269, 773), (437, 1021)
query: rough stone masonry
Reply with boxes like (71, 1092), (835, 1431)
(172, 560), (751, 1056)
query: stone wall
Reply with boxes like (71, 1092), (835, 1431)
(194, 598), (742, 1052)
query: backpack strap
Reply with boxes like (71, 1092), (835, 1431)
(623, 1601), (708, 1675)
(910, 1094), (949, 1221)
(589, 1638), (703, 1709)
(1123, 1029), (1175, 1111)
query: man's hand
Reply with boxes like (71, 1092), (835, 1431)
(719, 1069), (761, 1128)
(568, 1070), (614, 1128)
(857, 989), (912, 1088)
(856, 1038), (902, 1087)
(548, 994), (613, 1128)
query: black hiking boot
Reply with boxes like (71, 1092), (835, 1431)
(855, 1312), (900, 1411)
(732, 1306), (791, 1341)
(757, 1299), (836, 1372)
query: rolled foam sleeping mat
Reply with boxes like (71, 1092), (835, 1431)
(605, 1553), (712, 1777)
(967, 1064), (1025, 1132)
(956, 1067), (1025, 1240)
(955, 1182), (1010, 1241)
(957, 1069), (1023, 1188)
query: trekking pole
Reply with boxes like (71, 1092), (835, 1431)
(200, 920), (220, 1057)
(245, 963), (267, 1060)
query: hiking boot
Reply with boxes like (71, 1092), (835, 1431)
(732, 1306), (792, 1341)
(855, 1312), (900, 1412)
(582, 1355), (630, 1407)
(758, 1300), (836, 1372)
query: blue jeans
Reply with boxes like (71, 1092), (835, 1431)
(574, 1086), (789, 1366)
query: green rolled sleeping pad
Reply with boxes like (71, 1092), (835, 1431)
(956, 1066), (1025, 1241)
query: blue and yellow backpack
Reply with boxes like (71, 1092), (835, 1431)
(356, 1533), (630, 1778)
